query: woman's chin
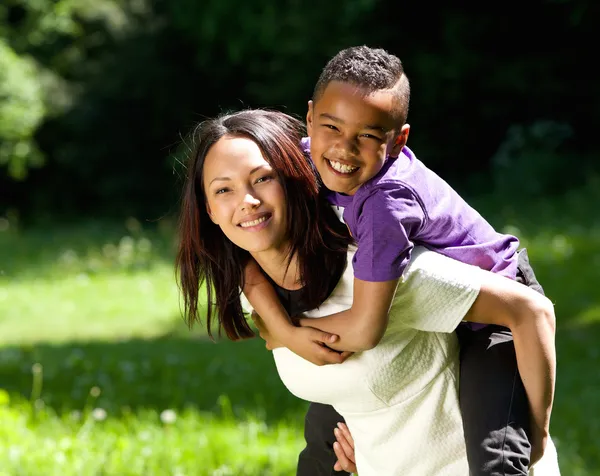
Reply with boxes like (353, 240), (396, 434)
(231, 237), (277, 254)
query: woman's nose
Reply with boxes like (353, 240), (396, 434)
(240, 192), (260, 210)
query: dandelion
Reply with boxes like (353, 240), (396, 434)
(160, 409), (177, 424)
(91, 408), (107, 421)
(70, 410), (82, 421)
(90, 386), (101, 398)
(8, 446), (21, 462)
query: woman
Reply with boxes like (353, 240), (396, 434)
(176, 109), (559, 475)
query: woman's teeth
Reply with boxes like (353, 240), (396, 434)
(328, 160), (358, 174)
(240, 216), (268, 228)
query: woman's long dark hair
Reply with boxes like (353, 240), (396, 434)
(176, 109), (353, 340)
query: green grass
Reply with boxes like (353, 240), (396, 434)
(1, 181), (600, 475)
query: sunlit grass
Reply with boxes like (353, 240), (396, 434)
(1, 181), (600, 474)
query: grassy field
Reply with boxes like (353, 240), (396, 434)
(1, 181), (600, 475)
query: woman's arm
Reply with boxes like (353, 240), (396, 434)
(297, 277), (400, 352)
(463, 272), (556, 452)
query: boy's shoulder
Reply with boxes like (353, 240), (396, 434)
(358, 147), (430, 203)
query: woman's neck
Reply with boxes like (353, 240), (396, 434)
(251, 247), (302, 291)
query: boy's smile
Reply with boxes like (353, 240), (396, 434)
(307, 81), (409, 196)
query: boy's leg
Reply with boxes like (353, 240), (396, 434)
(457, 248), (545, 476)
(297, 403), (350, 476)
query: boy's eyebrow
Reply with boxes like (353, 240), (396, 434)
(319, 113), (386, 133)
(209, 165), (267, 185)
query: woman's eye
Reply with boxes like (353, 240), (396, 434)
(215, 188), (229, 195)
(255, 175), (273, 184)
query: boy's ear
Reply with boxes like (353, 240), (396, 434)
(388, 124), (410, 157)
(306, 100), (314, 135)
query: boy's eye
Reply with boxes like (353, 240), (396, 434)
(360, 133), (382, 141)
(322, 124), (339, 131)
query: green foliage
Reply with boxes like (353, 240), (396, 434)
(0, 39), (45, 179)
(168, 0), (378, 107)
(0, 0), (598, 218)
(491, 120), (577, 198)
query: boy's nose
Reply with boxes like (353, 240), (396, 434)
(330, 137), (359, 158)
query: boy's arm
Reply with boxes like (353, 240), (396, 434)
(299, 186), (421, 352)
(243, 259), (349, 365)
(297, 277), (399, 352)
(463, 272), (556, 463)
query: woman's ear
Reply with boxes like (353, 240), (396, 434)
(206, 203), (218, 224)
(388, 124), (410, 158)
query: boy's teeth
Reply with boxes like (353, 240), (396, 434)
(328, 160), (358, 174)
(240, 216), (268, 228)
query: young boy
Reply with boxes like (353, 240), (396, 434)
(244, 46), (552, 475)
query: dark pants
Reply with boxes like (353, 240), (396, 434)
(297, 249), (545, 476)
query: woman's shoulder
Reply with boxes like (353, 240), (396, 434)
(389, 247), (485, 333)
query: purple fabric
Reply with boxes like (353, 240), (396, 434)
(302, 137), (519, 284)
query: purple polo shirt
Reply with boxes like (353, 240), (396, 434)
(302, 138), (519, 283)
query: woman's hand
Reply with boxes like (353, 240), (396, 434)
(530, 420), (549, 467)
(333, 422), (357, 473)
(252, 312), (352, 365)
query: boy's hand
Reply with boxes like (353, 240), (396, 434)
(251, 311), (284, 349)
(287, 326), (353, 365)
(333, 422), (357, 473)
(251, 312), (352, 365)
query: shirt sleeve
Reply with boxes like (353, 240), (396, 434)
(352, 185), (425, 282)
(391, 247), (483, 333)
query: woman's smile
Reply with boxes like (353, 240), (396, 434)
(238, 212), (272, 230)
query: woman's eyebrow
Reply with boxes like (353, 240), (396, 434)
(209, 165), (269, 186)
(249, 165), (270, 175)
(209, 176), (230, 185)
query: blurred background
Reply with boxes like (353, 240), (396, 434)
(0, 1), (599, 474)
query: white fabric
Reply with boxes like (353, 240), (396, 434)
(245, 246), (561, 475)
(273, 247), (478, 475)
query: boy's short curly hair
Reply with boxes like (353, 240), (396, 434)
(312, 46), (411, 126)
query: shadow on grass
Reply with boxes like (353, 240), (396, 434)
(0, 332), (307, 424)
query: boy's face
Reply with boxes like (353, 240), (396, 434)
(307, 81), (409, 196)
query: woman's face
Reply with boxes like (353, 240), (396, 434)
(203, 135), (288, 254)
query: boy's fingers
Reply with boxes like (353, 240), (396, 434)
(317, 346), (346, 365)
(312, 329), (339, 344)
